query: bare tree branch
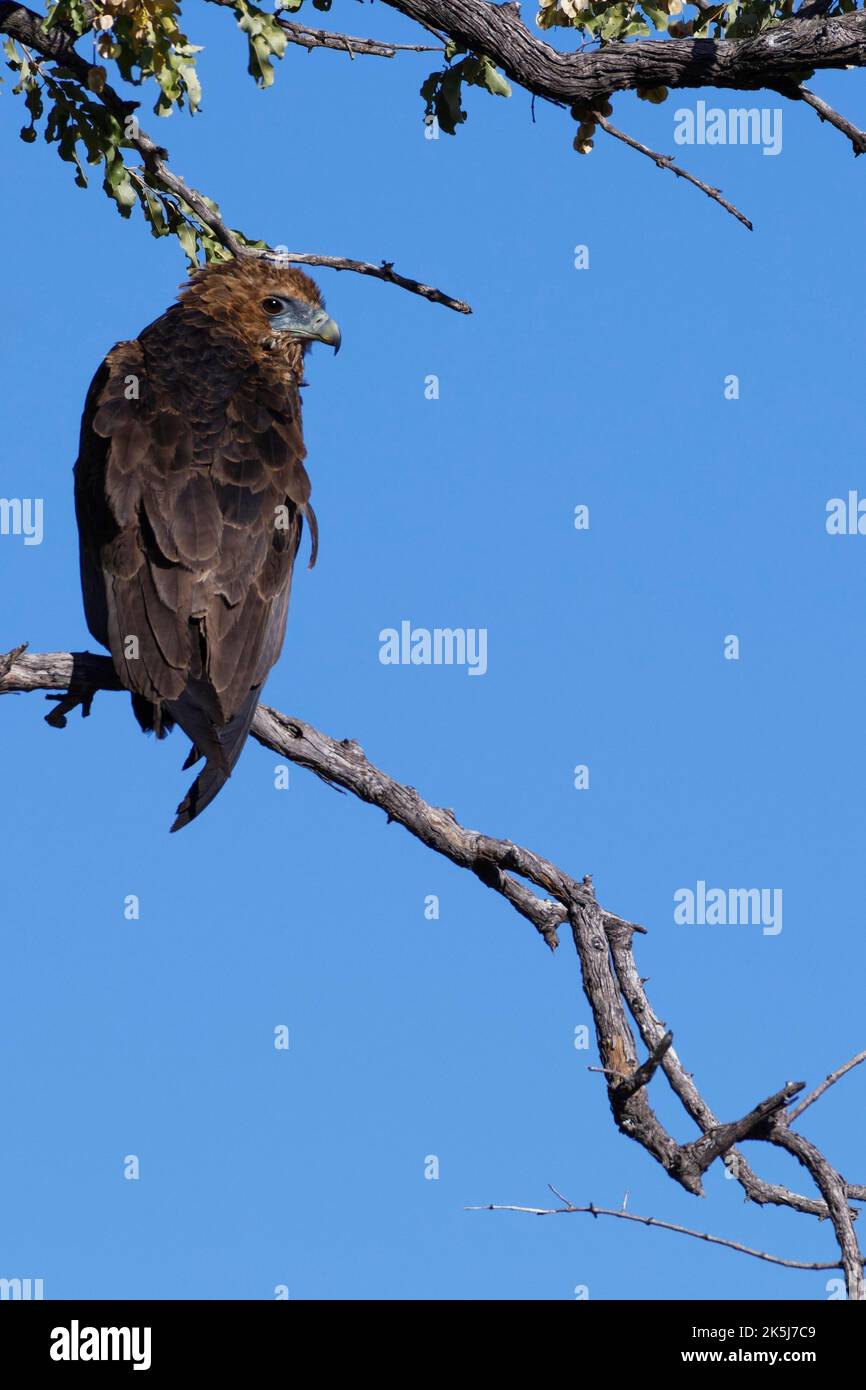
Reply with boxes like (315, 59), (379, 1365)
(782, 83), (866, 155)
(768, 1122), (866, 1300)
(3, 641), (864, 1295)
(593, 112), (753, 231)
(275, 15), (442, 59)
(616, 1030), (674, 1100)
(788, 1051), (866, 1123)
(258, 252), (470, 314)
(467, 1196), (853, 1272)
(680, 1081), (805, 1176)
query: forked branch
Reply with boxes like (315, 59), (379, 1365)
(1, 644), (864, 1294)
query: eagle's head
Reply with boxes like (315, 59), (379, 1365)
(179, 256), (341, 369)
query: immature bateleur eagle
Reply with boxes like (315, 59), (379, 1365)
(74, 258), (340, 831)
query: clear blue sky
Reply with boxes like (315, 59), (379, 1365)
(2, 3), (864, 1300)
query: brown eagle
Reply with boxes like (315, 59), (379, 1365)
(74, 258), (340, 831)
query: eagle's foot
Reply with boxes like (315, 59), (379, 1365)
(45, 684), (97, 729)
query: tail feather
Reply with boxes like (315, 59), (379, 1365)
(166, 682), (262, 832)
(170, 761), (231, 833)
(181, 743), (203, 771)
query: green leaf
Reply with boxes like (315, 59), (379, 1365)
(479, 59), (512, 99)
(641, 4), (669, 30)
(176, 221), (199, 264)
(235, 1), (290, 88)
(103, 156), (138, 217)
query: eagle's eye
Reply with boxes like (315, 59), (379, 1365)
(262, 297), (286, 316)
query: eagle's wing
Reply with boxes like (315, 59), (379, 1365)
(74, 309), (315, 829)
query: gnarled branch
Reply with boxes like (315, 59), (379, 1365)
(2, 643), (864, 1293)
(381, 1), (866, 104)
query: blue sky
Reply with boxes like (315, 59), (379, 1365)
(1, 2), (865, 1300)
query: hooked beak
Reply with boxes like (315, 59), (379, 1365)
(271, 302), (341, 354)
(271, 300), (341, 353)
(312, 312), (341, 354)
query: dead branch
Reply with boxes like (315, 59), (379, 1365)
(679, 1081), (805, 1176)
(467, 1196), (853, 1273)
(593, 113), (753, 231)
(617, 1030), (674, 1100)
(768, 1123), (866, 1300)
(275, 15), (442, 59)
(2, 642), (864, 1293)
(788, 1051), (866, 1123)
(782, 83), (866, 155)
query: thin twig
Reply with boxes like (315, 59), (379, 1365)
(259, 251), (470, 313)
(785, 83), (866, 155)
(788, 1051), (866, 1123)
(276, 15), (441, 58)
(548, 1183), (574, 1207)
(593, 112), (753, 231)
(466, 1200), (847, 1271)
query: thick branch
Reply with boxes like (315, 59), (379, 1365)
(783, 82), (866, 154)
(606, 922), (864, 1219)
(617, 1029), (673, 1100)
(679, 1081), (804, 1176)
(769, 1122), (866, 1300)
(568, 899), (696, 1189)
(380, 1), (866, 104)
(3, 645), (863, 1289)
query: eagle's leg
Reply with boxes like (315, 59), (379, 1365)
(130, 693), (175, 740)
